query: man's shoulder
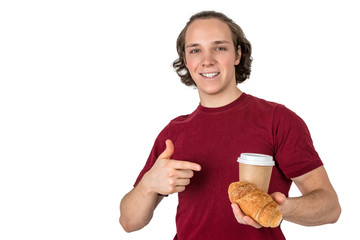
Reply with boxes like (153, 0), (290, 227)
(243, 93), (281, 115)
(168, 111), (198, 127)
(245, 93), (279, 108)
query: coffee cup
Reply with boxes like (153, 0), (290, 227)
(237, 153), (275, 192)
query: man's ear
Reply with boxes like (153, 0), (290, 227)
(235, 45), (241, 65)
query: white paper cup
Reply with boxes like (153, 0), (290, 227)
(237, 153), (275, 192)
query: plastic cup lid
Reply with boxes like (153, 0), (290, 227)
(237, 153), (275, 166)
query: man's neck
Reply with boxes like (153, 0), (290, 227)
(199, 88), (242, 108)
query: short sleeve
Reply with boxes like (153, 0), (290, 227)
(272, 105), (323, 179)
(133, 126), (170, 187)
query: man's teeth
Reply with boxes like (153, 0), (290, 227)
(201, 72), (219, 78)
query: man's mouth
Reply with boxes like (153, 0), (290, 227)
(200, 72), (220, 78)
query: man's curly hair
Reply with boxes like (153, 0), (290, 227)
(173, 11), (252, 86)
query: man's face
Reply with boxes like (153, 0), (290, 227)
(185, 18), (241, 98)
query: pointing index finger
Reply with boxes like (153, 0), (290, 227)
(170, 159), (201, 171)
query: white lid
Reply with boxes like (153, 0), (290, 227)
(237, 153), (275, 166)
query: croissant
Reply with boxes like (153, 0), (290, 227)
(228, 181), (282, 228)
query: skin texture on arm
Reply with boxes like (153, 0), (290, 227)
(119, 180), (164, 233)
(274, 166), (341, 226)
(232, 166), (341, 227)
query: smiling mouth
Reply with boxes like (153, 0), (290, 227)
(200, 72), (220, 78)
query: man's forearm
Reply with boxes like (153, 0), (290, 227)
(282, 188), (341, 226)
(119, 177), (160, 232)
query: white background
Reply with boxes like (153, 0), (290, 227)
(0, 0), (359, 239)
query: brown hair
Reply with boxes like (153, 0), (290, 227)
(173, 11), (252, 86)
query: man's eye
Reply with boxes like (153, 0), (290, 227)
(190, 49), (200, 54)
(216, 47), (227, 51)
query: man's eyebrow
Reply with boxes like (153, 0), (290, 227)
(185, 43), (200, 49)
(214, 40), (231, 45)
(185, 40), (231, 49)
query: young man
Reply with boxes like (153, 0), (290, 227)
(119, 11), (341, 239)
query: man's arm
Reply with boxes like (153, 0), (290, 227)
(232, 166), (341, 227)
(119, 179), (164, 232)
(119, 140), (201, 232)
(272, 166), (341, 226)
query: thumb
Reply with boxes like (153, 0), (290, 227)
(271, 192), (286, 205)
(158, 139), (174, 160)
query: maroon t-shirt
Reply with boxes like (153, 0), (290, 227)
(134, 93), (323, 240)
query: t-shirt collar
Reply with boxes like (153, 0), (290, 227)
(196, 92), (247, 113)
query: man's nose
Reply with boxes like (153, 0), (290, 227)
(201, 51), (216, 67)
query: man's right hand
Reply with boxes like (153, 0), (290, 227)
(142, 139), (201, 195)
